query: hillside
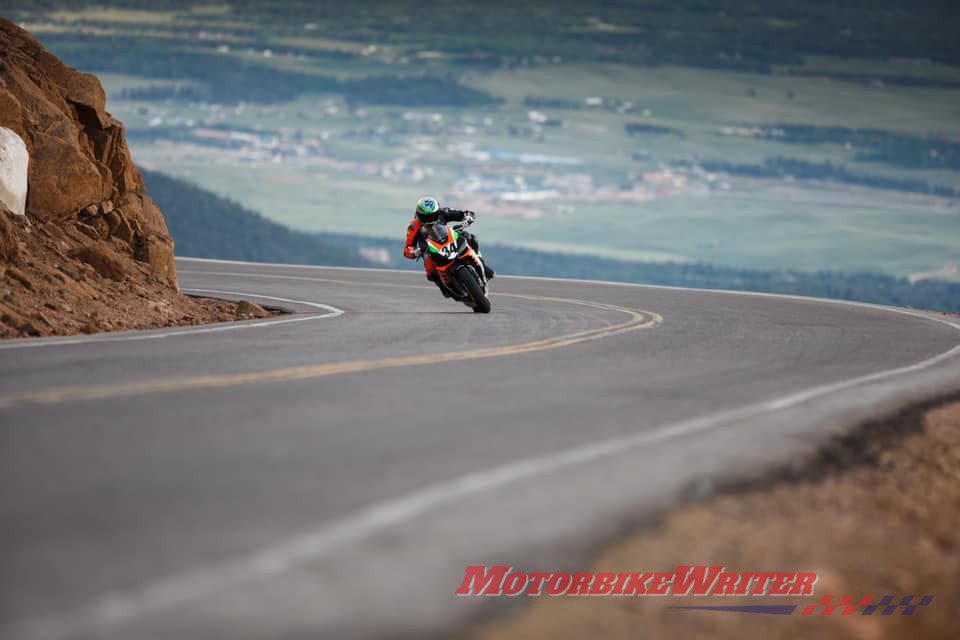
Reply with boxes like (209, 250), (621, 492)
(140, 169), (374, 267)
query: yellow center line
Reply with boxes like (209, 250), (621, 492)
(0, 273), (662, 408)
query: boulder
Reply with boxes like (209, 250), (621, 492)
(133, 232), (178, 289)
(28, 130), (103, 218)
(0, 127), (28, 215)
(236, 300), (269, 320)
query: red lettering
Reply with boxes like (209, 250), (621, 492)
(673, 566), (724, 596)
(791, 573), (818, 595)
(545, 573), (572, 596)
(589, 573), (617, 595)
(456, 565), (510, 596)
(502, 572), (528, 596)
(767, 574), (793, 596)
(619, 572), (654, 596)
(647, 572), (673, 595)
(713, 572), (739, 595)
(732, 572), (756, 595)
(749, 573), (778, 595)
(526, 572), (551, 595)
(568, 572), (594, 596)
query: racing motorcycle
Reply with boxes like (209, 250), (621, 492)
(420, 222), (492, 313)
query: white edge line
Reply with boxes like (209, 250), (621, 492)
(0, 290), (343, 351)
(17, 272), (960, 640)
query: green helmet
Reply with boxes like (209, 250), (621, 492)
(416, 196), (441, 224)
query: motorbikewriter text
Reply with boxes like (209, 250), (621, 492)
(456, 565), (818, 597)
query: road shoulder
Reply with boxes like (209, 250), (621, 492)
(468, 396), (960, 640)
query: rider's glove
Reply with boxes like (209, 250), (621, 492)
(463, 211), (476, 226)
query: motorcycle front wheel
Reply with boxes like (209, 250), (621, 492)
(456, 266), (491, 314)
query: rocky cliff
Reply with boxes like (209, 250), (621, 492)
(0, 18), (241, 337)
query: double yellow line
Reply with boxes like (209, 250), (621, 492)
(0, 272), (661, 408)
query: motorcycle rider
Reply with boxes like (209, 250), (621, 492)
(403, 196), (495, 298)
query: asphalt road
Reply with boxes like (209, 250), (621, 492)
(2, 257), (959, 640)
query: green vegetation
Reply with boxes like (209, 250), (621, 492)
(16, 0), (957, 68)
(11, 1), (960, 77)
(141, 169), (374, 266)
(754, 125), (960, 171)
(784, 69), (960, 90)
(148, 170), (960, 313)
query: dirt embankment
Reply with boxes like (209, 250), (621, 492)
(469, 399), (960, 640)
(0, 18), (259, 337)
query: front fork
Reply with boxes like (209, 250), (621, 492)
(458, 228), (489, 287)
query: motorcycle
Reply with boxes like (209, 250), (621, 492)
(420, 222), (492, 313)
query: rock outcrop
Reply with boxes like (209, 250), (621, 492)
(0, 18), (244, 337)
(0, 17), (176, 286)
(0, 204), (18, 263)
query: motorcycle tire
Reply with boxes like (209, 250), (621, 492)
(457, 266), (491, 314)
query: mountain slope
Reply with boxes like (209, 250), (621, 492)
(141, 170), (375, 268)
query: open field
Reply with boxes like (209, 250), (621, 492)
(467, 63), (960, 135)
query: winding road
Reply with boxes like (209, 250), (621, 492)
(2, 257), (959, 639)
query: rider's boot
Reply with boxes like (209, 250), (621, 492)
(466, 235), (495, 280)
(482, 261), (495, 280)
(429, 272), (455, 298)
(475, 253), (495, 280)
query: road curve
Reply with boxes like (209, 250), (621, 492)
(1, 257), (959, 639)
